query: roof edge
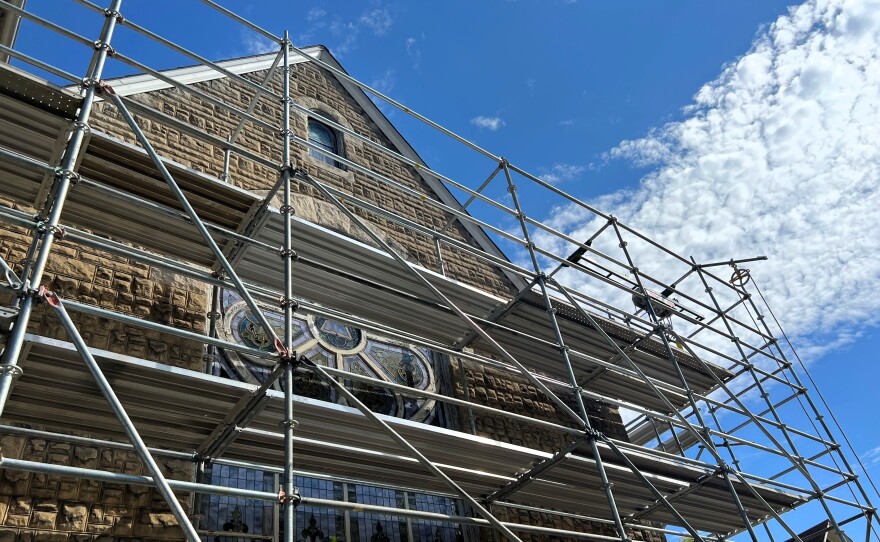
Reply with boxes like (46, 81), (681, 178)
(101, 45), (325, 97)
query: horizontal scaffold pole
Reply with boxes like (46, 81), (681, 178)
(0, 457), (622, 542)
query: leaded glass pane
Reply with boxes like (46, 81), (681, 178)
(408, 494), (463, 542)
(350, 486), (408, 542)
(292, 477), (345, 542)
(203, 464), (274, 539)
(344, 355), (397, 417)
(315, 317), (363, 351)
(308, 119), (338, 166)
(364, 342), (429, 390)
(294, 345), (336, 401)
(217, 291), (438, 423)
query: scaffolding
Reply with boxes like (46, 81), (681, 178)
(0, 2), (876, 542)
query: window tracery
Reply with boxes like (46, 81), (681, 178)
(219, 290), (437, 422)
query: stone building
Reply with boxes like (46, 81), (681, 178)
(0, 6), (821, 542)
(0, 42), (643, 542)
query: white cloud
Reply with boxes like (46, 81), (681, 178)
(241, 31), (278, 55)
(560, 119), (575, 126)
(471, 115), (506, 131)
(371, 68), (395, 95)
(863, 446), (880, 466)
(406, 35), (423, 69)
(306, 8), (326, 23)
(360, 8), (393, 36)
(330, 20), (359, 55)
(538, 0), (880, 369)
(298, 7), (394, 56)
(540, 163), (588, 184)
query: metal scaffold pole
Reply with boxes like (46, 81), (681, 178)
(738, 266), (880, 537)
(689, 259), (848, 540)
(499, 160), (631, 542)
(0, 0), (123, 416)
(279, 31), (301, 542)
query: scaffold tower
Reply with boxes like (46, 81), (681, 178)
(0, 2), (877, 542)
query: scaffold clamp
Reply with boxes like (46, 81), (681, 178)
(278, 487), (302, 507)
(279, 297), (299, 311)
(584, 427), (603, 441)
(279, 248), (299, 261)
(0, 365), (23, 379)
(97, 81), (116, 95)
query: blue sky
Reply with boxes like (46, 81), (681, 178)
(11, 0), (880, 539)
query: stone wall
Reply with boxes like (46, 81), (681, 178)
(0, 430), (192, 542)
(0, 198), (208, 370)
(0, 194), (204, 542)
(451, 359), (628, 452)
(88, 59), (515, 299)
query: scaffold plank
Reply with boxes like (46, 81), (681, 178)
(5, 333), (799, 535)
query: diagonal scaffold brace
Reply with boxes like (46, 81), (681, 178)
(40, 289), (201, 542)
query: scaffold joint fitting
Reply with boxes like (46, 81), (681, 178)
(279, 297), (299, 311)
(279, 204), (295, 215)
(277, 129), (293, 139)
(279, 419), (299, 429)
(0, 365), (23, 379)
(103, 8), (123, 23)
(279, 248), (299, 261)
(71, 120), (91, 134)
(96, 81), (116, 96)
(93, 41), (115, 57)
(584, 427), (603, 441)
(278, 487), (302, 507)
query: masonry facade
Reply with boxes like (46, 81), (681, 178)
(0, 48), (652, 542)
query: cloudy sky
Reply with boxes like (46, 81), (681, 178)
(12, 0), (880, 538)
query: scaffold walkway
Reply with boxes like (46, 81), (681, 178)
(0, 2), (876, 542)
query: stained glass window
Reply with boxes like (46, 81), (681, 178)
(217, 290), (438, 423)
(203, 467), (465, 542)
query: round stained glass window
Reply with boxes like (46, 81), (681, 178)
(218, 290), (437, 422)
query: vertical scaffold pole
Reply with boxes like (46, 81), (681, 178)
(279, 31), (299, 542)
(0, 0), (123, 417)
(548, 276), (806, 542)
(500, 161), (630, 542)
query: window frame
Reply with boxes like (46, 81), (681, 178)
(307, 112), (345, 170)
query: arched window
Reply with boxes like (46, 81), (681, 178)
(308, 115), (342, 168)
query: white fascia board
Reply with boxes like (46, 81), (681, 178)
(101, 46), (324, 97)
